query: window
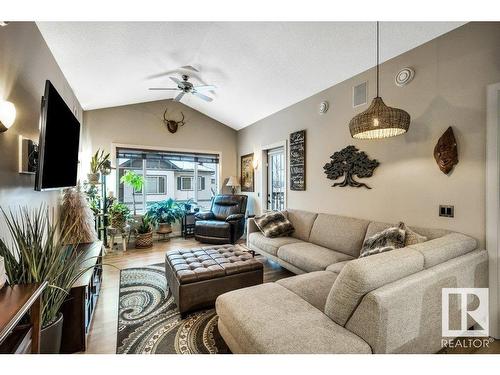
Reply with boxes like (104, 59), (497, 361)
(177, 176), (205, 191)
(178, 176), (193, 191)
(117, 147), (219, 213)
(146, 176), (166, 194)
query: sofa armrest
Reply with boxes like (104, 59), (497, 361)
(226, 214), (245, 222)
(246, 218), (260, 247)
(195, 211), (215, 220)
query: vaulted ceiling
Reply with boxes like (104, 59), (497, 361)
(37, 22), (464, 130)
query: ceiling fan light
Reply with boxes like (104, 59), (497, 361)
(349, 97), (410, 140)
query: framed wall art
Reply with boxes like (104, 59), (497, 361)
(289, 130), (306, 191)
(240, 153), (255, 192)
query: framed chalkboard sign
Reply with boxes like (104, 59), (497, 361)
(289, 130), (306, 191)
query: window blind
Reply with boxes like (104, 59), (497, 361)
(116, 147), (219, 164)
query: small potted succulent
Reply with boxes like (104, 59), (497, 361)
(108, 202), (131, 230)
(88, 149), (110, 185)
(147, 198), (184, 234)
(135, 215), (153, 248)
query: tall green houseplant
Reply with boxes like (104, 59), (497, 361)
(120, 170), (145, 216)
(0, 206), (90, 349)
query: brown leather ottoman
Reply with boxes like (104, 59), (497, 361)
(165, 244), (263, 314)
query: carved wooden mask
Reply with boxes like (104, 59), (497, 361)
(434, 126), (458, 174)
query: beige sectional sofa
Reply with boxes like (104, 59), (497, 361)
(215, 209), (487, 354)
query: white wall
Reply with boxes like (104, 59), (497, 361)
(84, 99), (237, 200)
(237, 22), (500, 247)
(0, 22), (84, 237)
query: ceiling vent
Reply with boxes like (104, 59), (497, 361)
(353, 81), (368, 108)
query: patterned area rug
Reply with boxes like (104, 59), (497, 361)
(116, 263), (230, 354)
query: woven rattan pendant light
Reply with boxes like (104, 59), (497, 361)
(349, 22), (410, 139)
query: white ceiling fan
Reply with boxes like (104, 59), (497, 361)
(149, 72), (216, 102)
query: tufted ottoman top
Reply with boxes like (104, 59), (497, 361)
(165, 245), (263, 284)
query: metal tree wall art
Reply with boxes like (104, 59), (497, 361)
(323, 145), (380, 189)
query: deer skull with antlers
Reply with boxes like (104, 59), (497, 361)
(163, 108), (186, 134)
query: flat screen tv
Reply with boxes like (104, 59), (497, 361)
(35, 80), (81, 191)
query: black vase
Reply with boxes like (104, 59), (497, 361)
(40, 313), (64, 354)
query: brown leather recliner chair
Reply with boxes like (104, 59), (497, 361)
(194, 194), (248, 244)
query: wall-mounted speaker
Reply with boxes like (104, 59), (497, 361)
(18, 135), (38, 174)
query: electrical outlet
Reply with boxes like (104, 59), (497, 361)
(439, 205), (454, 218)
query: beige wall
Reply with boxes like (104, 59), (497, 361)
(83, 99), (237, 195)
(0, 22), (83, 236)
(238, 22), (500, 246)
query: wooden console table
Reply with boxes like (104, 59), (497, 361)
(0, 282), (47, 354)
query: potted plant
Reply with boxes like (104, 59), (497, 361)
(120, 170), (145, 216)
(0, 206), (90, 353)
(135, 215), (153, 248)
(181, 198), (196, 212)
(109, 202), (131, 230)
(88, 149), (110, 185)
(147, 198), (184, 234)
(84, 183), (100, 215)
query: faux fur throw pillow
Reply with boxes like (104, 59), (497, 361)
(359, 222), (406, 258)
(254, 211), (294, 238)
(401, 223), (428, 246)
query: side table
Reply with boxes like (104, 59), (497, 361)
(182, 212), (196, 238)
(0, 282), (47, 353)
(107, 225), (131, 251)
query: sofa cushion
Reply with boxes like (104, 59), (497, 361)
(406, 233), (478, 268)
(248, 232), (302, 256)
(326, 260), (350, 274)
(308, 214), (370, 257)
(285, 209), (318, 241)
(324, 248), (424, 326)
(359, 223), (406, 258)
(364, 221), (449, 243)
(276, 271), (338, 310)
(277, 242), (353, 273)
(254, 211), (294, 238)
(215, 283), (372, 353)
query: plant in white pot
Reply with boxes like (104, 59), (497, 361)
(135, 214), (153, 248)
(147, 198), (184, 236)
(0, 206), (90, 353)
(88, 149), (110, 185)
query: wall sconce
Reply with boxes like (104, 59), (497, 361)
(0, 100), (16, 132)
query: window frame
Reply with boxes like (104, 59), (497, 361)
(114, 144), (220, 213)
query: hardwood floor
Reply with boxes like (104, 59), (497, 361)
(84, 237), (498, 354)
(84, 238), (292, 354)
